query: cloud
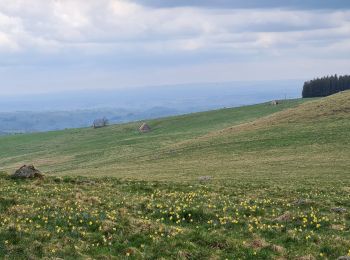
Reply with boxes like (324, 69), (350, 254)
(0, 0), (349, 94)
(133, 0), (350, 10)
(0, 1), (348, 54)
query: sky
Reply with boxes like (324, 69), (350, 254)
(0, 0), (350, 95)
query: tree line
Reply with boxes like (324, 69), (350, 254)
(302, 74), (350, 98)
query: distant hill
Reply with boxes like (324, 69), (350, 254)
(0, 107), (182, 134)
(0, 80), (302, 134)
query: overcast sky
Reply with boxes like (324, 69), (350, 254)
(0, 0), (349, 95)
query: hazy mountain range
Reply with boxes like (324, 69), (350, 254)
(0, 80), (302, 134)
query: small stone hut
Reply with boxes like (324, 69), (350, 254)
(93, 117), (108, 128)
(271, 100), (279, 106)
(139, 123), (151, 133)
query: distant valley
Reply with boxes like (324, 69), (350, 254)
(0, 80), (302, 134)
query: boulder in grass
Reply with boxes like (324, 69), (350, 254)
(337, 257), (350, 260)
(12, 165), (44, 179)
(331, 207), (347, 213)
(293, 198), (312, 206)
(198, 176), (212, 182)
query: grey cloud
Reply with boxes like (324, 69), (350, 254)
(133, 0), (350, 9)
(0, 0), (349, 95)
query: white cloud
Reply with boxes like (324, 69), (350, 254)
(0, 32), (20, 51)
(0, 0), (349, 93)
(0, 0), (348, 55)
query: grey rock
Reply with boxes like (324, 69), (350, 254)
(198, 176), (212, 182)
(337, 256), (350, 260)
(332, 207), (347, 213)
(293, 199), (311, 206)
(12, 165), (44, 179)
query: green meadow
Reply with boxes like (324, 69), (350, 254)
(0, 91), (349, 259)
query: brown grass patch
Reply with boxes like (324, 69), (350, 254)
(7, 204), (33, 215)
(271, 244), (286, 254)
(296, 255), (316, 260)
(248, 238), (270, 249)
(274, 212), (292, 222)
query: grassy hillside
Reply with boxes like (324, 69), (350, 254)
(0, 98), (307, 178)
(0, 92), (350, 259)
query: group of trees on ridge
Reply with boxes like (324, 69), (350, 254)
(302, 74), (350, 98)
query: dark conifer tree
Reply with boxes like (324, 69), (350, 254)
(302, 74), (350, 98)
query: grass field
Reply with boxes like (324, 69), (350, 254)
(0, 91), (349, 259)
(0, 98), (308, 179)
